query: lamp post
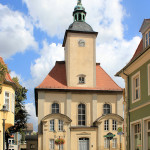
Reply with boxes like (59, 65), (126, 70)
(0, 105), (8, 150)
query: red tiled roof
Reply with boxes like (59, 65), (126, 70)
(0, 57), (14, 83)
(130, 40), (143, 62)
(36, 61), (122, 91)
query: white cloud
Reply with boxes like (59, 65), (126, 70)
(25, 103), (38, 131)
(25, 41), (64, 89)
(0, 4), (38, 59)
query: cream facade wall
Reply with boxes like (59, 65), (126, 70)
(37, 91), (125, 150)
(0, 83), (15, 150)
(65, 33), (96, 87)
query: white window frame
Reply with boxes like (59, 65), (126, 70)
(148, 64), (150, 96)
(104, 120), (109, 131)
(50, 139), (54, 150)
(112, 120), (117, 131)
(58, 120), (63, 131)
(145, 31), (150, 48)
(58, 144), (63, 150)
(50, 120), (55, 131)
(11, 93), (15, 113)
(4, 91), (10, 111)
(104, 138), (109, 149)
(112, 138), (117, 148)
(132, 71), (140, 103)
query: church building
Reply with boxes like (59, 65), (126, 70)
(35, 1), (125, 150)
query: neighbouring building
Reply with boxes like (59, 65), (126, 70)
(35, 1), (125, 150)
(25, 135), (38, 150)
(0, 57), (15, 150)
(116, 19), (150, 150)
(7, 134), (19, 150)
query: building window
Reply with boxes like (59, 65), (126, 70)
(5, 91), (10, 111)
(12, 93), (15, 113)
(148, 64), (150, 96)
(132, 72), (140, 102)
(148, 121), (150, 149)
(50, 120), (55, 131)
(58, 144), (63, 150)
(134, 123), (141, 150)
(30, 144), (35, 149)
(79, 76), (85, 84)
(104, 120), (109, 130)
(58, 120), (63, 131)
(50, 139), (54, 150)
(146, 31), (150, 47)
(112, 138), (117, 148)
(112, 120), (117, 130)
(78, 104), (86, 126)
(52, 103), (59, 114)
(103, 104), (111, 114)
(104, 138), (109, 148)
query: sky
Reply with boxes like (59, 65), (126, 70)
(0, 0), (150, 131)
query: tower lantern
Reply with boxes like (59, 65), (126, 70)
(73, 0), (86, 22)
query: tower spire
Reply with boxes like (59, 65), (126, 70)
(73, 0), (86, 22)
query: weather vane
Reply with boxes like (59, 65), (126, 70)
(77, 0), (81, 5)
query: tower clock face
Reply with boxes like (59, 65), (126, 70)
(78, 39), (85, 47)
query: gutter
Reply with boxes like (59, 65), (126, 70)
(122, 70), (130, 150)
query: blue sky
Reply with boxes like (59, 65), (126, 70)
(0, 0), (149, 130)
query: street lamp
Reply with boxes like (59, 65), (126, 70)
(0, 105), (8, 150)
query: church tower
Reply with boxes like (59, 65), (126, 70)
(63, 0), (98, 87)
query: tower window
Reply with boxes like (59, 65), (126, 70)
(78, 14), (81, 21)
(75, 14), (77, 21)
(79, 76), (85, 84)
(83, 15), (85, 20)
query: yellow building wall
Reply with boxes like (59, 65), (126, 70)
(38, 91), (125, 150)
(65, 33), (96, 87)
(0, 83), (15, 150)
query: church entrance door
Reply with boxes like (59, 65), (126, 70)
(79, 138), (89, 150)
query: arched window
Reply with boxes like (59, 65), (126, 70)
(103, 104), (111, 114)
(78, 104), (86, 126)
(75, 14), (77, 21)
(78, 14), (81, 21)
(52, 103), (59, 114)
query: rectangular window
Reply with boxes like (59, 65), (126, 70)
(12, 93), (15, 113)
(50, 139), (54, 150)
(30, 144), (35, 149)
(79, 76), (85, 84)
(5, 92), (10, 111)
(132, 72), (140, 102)
(134, 123), (141, 150)
(104, 138), (109, 148)
(104, 120), (109, 131)
(58, 120), (63, 131)
(50, 120), (55, 131)
(148, 64), (150, 95)
(112, 120), (117, 130)
(112, 138), (117, 148)
(58, 144), (63, 150)
(145, 31), (150, 48)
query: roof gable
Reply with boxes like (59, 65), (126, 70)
(36, 61), (122, 91)
(139, 19), (150, 33)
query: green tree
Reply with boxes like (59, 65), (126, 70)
(5, 77), (29, 150)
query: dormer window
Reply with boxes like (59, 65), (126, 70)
(145, 31), (150, 47)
